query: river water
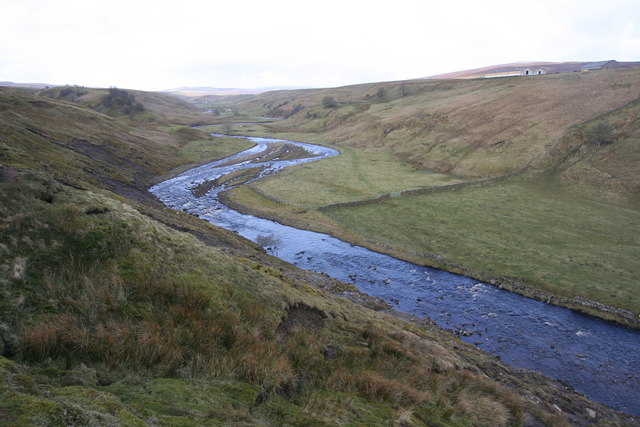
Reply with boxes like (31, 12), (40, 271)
(150, 135), (640, 415)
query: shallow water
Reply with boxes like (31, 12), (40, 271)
(150, 135), (640, 415)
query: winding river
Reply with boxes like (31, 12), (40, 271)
(150, 135), (640, 415)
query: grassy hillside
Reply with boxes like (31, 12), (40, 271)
(38, 85), (250, 126)
(213, 68), (639, 181)
(0, 88), (634, 424)
(207, 69), (640, 326)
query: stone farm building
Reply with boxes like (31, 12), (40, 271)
(580, 60), (618, 71)
(485, 68), (546, 78)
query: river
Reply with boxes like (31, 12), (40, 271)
(150, 135), (640, 415)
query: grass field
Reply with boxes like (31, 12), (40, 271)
(178, 135), (255, 164)
(211, 70), (640, 323)
(225, 171), (640, 317)
(253, 145), (463, 207)
(323, 173), (640, 313)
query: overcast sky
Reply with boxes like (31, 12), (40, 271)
(1, 0), (638, 91)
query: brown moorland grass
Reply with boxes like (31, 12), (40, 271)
(213, 68), (640, 179)
(0, 87), (254, 195)
(1, 176), (535, 425)
(0, 85), (636, 425)
(39, 86), (226, 125)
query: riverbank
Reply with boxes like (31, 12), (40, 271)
(151, 135), (640, 415)
(216, 150), (640, 331)
(206, 120), (640, 329)
(219, 186), (639, 330)
(4, 87), (638, 425)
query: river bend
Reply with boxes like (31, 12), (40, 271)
(150, 135), (640, 415)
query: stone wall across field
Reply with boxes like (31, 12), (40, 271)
(248, 183), (315, 210)
(318, 163), (531, 212)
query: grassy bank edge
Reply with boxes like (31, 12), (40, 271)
(219, 184), (640, 331)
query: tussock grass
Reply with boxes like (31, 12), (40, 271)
(0, 85), (631, 425)
(3, 174), (536, 424)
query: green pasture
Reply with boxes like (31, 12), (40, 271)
(252, 146), (463, 207)
(178, 135), (254, 164)
(324, 174), (640, 314)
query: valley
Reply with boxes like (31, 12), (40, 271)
(1, 70), (639, 425)
(151, 133), (640, 415)
(209, 68), (640, 328)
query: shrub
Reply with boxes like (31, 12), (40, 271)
(322, 96), (337, 108)
(585, 120), (613, 145)
(58, 87), (87, 101)
(101, 88), (144, 115)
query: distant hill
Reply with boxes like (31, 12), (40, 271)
(427, 60), (640, 79)
(164, 86), (308, 98)
(0, 81), (57, 89)
(211, 67), (640, 203)
(37, 85), (217, 124)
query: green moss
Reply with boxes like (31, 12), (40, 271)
(255, 392), (397, 426)
(0, 392), (65, 426)
(252, 395), (323, 426)
(105, 377), (259, 419)
(0, 357), (21, 377)
(53, 386), (124, 413)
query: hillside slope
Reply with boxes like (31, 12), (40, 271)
(426, 60), (640, 79)
(213, 68), (639, 191)
(1, 89), (636, 424)
(203, 68), (639, 325)
(38, 85), (220, 125)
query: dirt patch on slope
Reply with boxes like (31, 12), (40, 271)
(276, 303), (327, 341)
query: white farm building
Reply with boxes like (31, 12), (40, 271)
(485, 68), (546, 78)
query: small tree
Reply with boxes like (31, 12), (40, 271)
(101, 87), (144, 115)
(322, 96), (337, 108)
(585, 121), (613, 145)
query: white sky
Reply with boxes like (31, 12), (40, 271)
(1, 0), (639, 90)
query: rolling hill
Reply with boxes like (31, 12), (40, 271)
(202, 67), (640, 327)
(3, 85), (634, 424)
(425, 60), (640, 79)
(208, 68), (640, 197)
